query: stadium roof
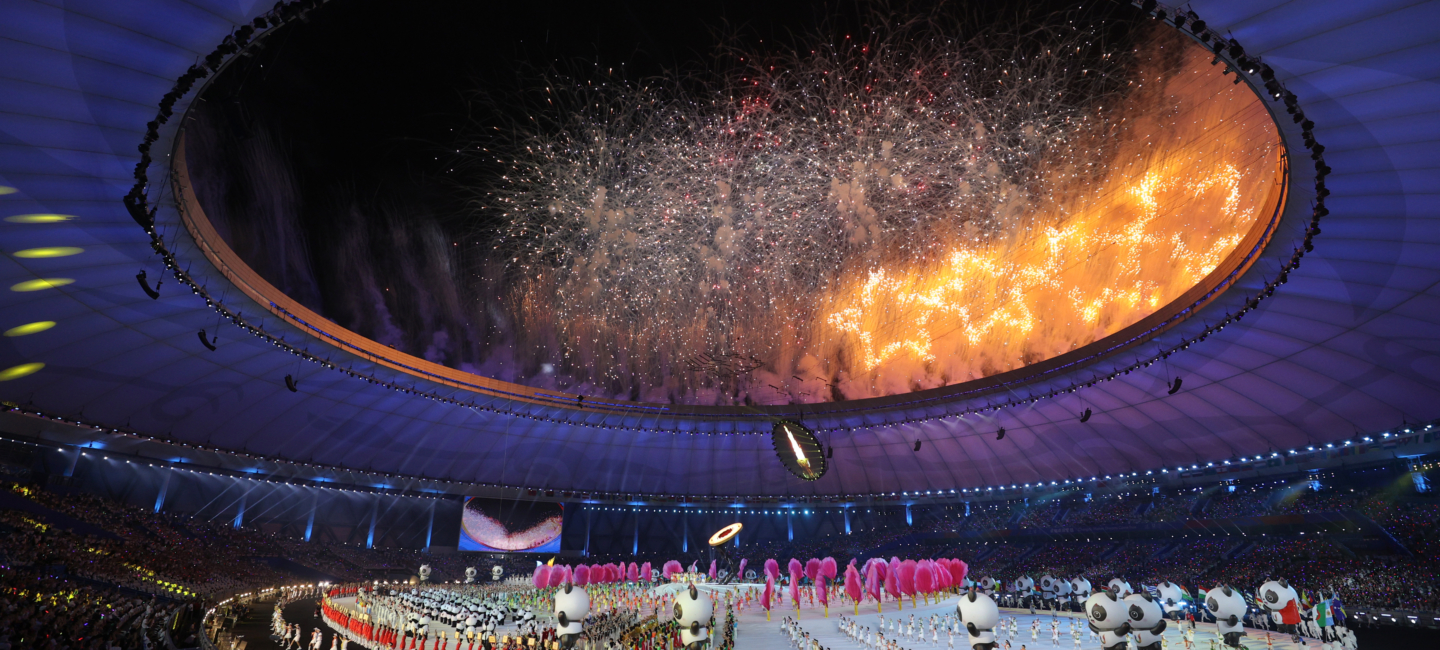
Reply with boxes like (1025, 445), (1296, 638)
(2, 0), (1438, 497)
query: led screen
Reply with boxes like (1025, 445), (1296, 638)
(458, 497), (563, 553)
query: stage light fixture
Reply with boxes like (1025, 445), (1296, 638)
(134, 270), (161, 300)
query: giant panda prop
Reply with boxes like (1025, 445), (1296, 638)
(1260, 578), (1303, 643)
(674, 584), (713, 650)
(1040, 574), (1058, 606)
(1055, 578), (1074, 611)
(1205, 584), (1248, 649)
(554, 583), (589, 649)
(1085, 589), (1131, 650)
(1013, 575), (1034, 607)
(957, 588), (999, 650)
(1124, 593), (1167, 650)
(1156, 581), (1187, 620)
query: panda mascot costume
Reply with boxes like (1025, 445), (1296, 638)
(956, 588), (999, 650)
(1085, 589), (1131, 650)
(1055, 577), (1074, 611)
(1155, 581), (1187, 622)
(1123, 592), (1166, 650)
(1204, 584), (1248, 649)
(1039, 574), (1057, 609)
(1013, 576), (1034, 608)
(465, 567), (477, 584)
(553, 583), (589, 650)
(1259, 578), (1303, 643)
(673, 584), (713, 650)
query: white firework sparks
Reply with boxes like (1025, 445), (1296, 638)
(463, 15), (1279, 405)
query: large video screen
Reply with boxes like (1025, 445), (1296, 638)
(458, 497), (563, 553)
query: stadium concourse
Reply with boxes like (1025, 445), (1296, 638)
(4, 0), (1440, 649)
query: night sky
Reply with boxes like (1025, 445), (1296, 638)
(186, 0), (1141, 379)
(200, 0), (1126, 214)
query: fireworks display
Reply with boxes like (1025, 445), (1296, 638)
(467, 16), (1282, 406)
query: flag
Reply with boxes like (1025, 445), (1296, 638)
(1314, 600), (1330, 627)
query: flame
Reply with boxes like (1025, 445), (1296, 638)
(785, 425), (812, 472)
